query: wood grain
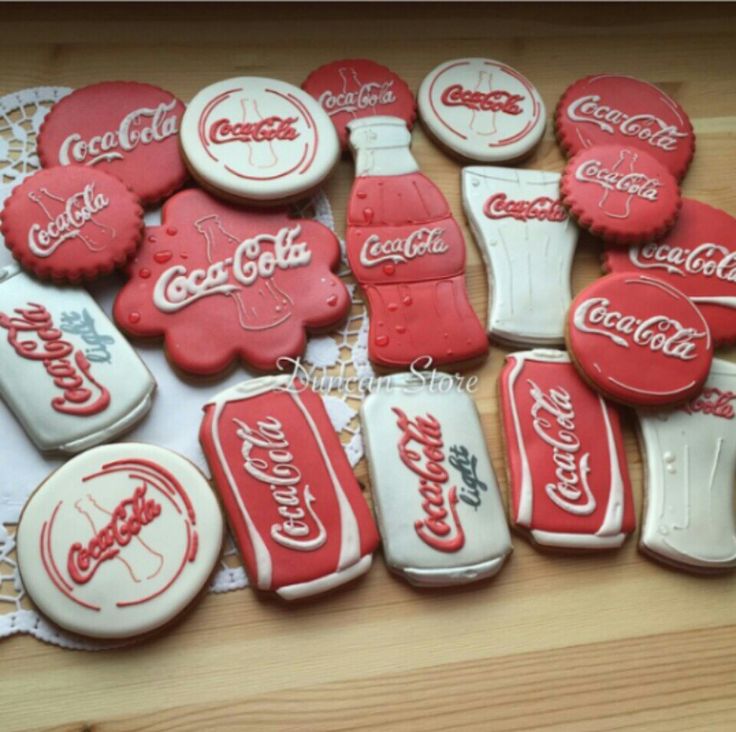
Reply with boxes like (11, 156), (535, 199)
(1, 3), (736, 731)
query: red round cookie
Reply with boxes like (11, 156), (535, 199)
(567, 273), (713, 407)
(555, 74), (695, 181)
(302, 59), (416, 149)
(37, 81), (188, 205)
(604, 199), (736, 345)
(1, 166), (143, 282)
(560, 144), (681, 246)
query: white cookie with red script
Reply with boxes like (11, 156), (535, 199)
(180, 77), (340, 204)
(463, 167), (578, 346)
(16, 443), (224, 640)
(418, 58), (546, 163)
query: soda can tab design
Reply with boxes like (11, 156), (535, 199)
(346, 116), (488, 369)
(0, 265), (155, 454)
(200, 376), (379, 600)
(499, 349), (635, 550)
(361, 372), (511, 586)
(637, 358), (736, 572)
(462, 167), (578, 346)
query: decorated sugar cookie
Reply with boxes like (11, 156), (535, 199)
(604, 199), (736, 345)
(361, 372), (511, 586)
(113, 188), (349, 375)
(1, 166), (143, 282)
(180, 77), (340, 203)
(200, 376), (379, 600)
(417, 57), (546, 162)
(0, 265), (155, 453)
(499, 349), (635, 550)
(567, 273), (713, 407)
(16, 443), (223, 639)
(302, 58), (416, 149)
(560, 144), (681, 246)
(637, 359), (736, 572)
(555, 74), (695, 180)
(37, 81), (188, 205)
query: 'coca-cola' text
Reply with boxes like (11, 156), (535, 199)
(441, 84), (524, 115)
(359, 227), (449, 268)
(483, 193), (567, 223)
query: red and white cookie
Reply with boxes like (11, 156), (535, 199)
(1, 166), (143, 282)
(37, 81), (188, 205)
(555, 74), (695, 181)
(417, 57), (546, 163)
(180, 77), (340, 204)
(200, 376), (380, 600)
(604, 199), (736, 345)
(16, 443), (223, 640)
(499, 349), (635, 550)
(113, 187), (349, 375)
(560, 144), (681, 245)
(567, 273), (713, 407)
(302, 58), (416, 149)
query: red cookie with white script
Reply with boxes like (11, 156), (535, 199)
(302, 59), (416, 149)
(37, 81), (188, 205)
(604, 199), (736, 345)
(555, 74), (695, 181)
(113, 187), (350, 375)
(1, 166), (143, 282)
(566, 273), (713, 407)
(560, 144), (681, 246)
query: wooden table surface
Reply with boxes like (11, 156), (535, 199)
(1, 3), (736, 730)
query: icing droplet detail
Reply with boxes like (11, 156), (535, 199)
(375, 335), (389, 347)
(166, 226), (178, 236)
(128, 312), (141, 324)
(154, 251), (173, 264)
(326, 294), (339, 307)
(139, 268), (151, 279)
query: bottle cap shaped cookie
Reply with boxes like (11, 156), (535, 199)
(200, 376), (379, 600)
(499, 349), (635, 550)
(361, 372), (511, 586)
(37, 81), (188, 205)
(1, 166), (143, 282)
(302, 59), (416, 149)
(560, 144), (681, 246)
(555, 74), (695, 181)
(113, 187), (349, 375)
(604, 199), (736, 345)
(180, 77), (340, 204)
(637, 359), (736, 573)
(567, 273), (713, 407)
(0, 265), (155, 453)
(417, 57), (546, 163)
(16, 443), (224, 640)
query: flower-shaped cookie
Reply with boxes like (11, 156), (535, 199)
(113, 188), (350, 375)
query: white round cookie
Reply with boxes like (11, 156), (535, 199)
(16, 442), (224, 640)
(180, 76), (340, 202)
(418, 58), (546, 163)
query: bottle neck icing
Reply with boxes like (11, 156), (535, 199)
(348, 116), (419, 178)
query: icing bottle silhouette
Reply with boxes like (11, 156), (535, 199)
(346, 116), (488, 369)
(195, 214), (292, 330)
(598, 148), (637, 219)
(469, 70), (497, 137)
(338, 66), (363, 118)
(240, 97), (278, 169)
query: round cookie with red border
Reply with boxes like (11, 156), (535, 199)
(566, 273), (713, 407)
(555, 74), (695, 181)
(604, 199), (736, 345)
(37, 81), (188, 205)
(302, 59), (416, 149)
(1, 166), (143, 282)
(560, 144), (681, 246)
(417, 57), (546, 163)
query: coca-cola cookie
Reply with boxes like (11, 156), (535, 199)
(37, 81), (188, 205)
(555, 74), (695, 181)
(180, 77), (340, 204)
(566, 273), (713, 407)
(417, 57), (546, 163)
(302, 59), (416, 149)
(15, 443), (224, 640)
(604, 199), (736, 345)
(1, 166), (143, 282)
(560, 144), (681, 246)
(113, 187), (350, 375)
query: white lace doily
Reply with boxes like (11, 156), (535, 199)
(0, 87), (372, 650)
